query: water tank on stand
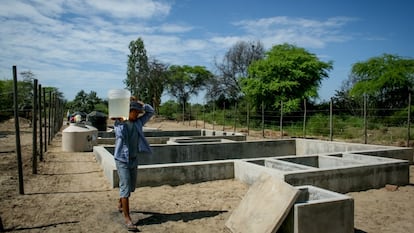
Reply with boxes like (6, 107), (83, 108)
(62, 123), (98, 152)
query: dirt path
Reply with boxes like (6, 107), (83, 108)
(0, 118), (414, 232)
(0, 119), (248, 232)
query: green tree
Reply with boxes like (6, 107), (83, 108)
(66, 90), (102, 113)
(241, 43), (333, 112)
(125, 37), (150, 102)
(165, 65), (213, 113)
(158, 100), (180, 120)
(349, 54), (414, 109)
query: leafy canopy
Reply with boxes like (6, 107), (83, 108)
(166, 65), (213, 111)
(349, 54), (414, 108)
(241, 43), (333, 111)
(66, 90), (103, 114)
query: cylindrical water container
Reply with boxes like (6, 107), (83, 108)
(108, 89), (131, 119)
(62, 123), (98, 152)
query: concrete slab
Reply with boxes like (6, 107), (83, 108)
(226, 173), (299, 233)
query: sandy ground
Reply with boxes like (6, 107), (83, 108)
(0, 117), (413, 233)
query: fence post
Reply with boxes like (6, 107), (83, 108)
(51, 92), (55, 139)
(408, 93), (411, 147)
(233, 102), (237, 133)
(48, 91), (52, 144)
(303, 99), (306, 138)
(43, 88), (47, 152)
(330, 98), (333, 141)
(182, 102), (185, 125)
(222, 102), (226, 131)
(32, 79), (38, 174)
(38, 84), (43, 161)
(261, 100), (264, 138)
(13, 66), (24, 195)
(189, 104), (191, 126)
(280, 101), (283, 139)
(195, 107), (198, 128)
(364, 94), (367, 144)
(246, 103), (250, 136)
(203, 104), (206, 129)
(212, 103), (215, 130)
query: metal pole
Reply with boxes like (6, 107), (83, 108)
(246, 103), (250, 136)
(32, 79), (38, 174)
(303, 99), (306, 138)
(182, 102), (185, 125)
(222, 102), (225, 131)
(330, 98), (333, 141)
(52, 93), (56, 137)
(48, 91), (51, 144)
(43, 88), (47, 152)
(189, 104), (191, 126)
(38, 84), (43, 161)
(212, 103), (215, 130)
(13, 66), (24, 194)
(51, 93), (55, 139)
(280, 101), (283, 139)
(233, 102), (237, 133)
(408, 93), (411, 147)
(261, 100), (264, 138)
(203, 104), (206, 129)
(195, 108), (198, 128)
(364, 94), (367, 144)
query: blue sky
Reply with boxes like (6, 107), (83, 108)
(1, 0), (413, 103)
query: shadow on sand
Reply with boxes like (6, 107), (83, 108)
(133, 210), (227, 226)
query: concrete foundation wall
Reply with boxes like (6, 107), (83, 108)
(278, 155), (364, 168)
(264, 159), (314, 172)
(93, 146), (235, 188)
(295, 139), (413, 162)
(144, 130), (201, 137)
(138, 160), (235, 187)
(234, 155), (409, 193)
(98, 129), (201, 139)
(94, 137), (410, 193)
(278, 185), (354, 233)
(353, 149), (413, 163)
(93, 146), (117, 188)
(98, 134), (246, 145)
(234, 159), (285, 185)
(284, 162), (409, 193)
(104, 140), (295, 165)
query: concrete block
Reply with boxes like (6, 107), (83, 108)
(234, 160), (285, 185)
(137, 160), (235, 187)
(226, 173), (299, 233)
(278, 185), (354, 233)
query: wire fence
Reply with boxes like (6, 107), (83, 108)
(169, 97), (413, 147)
(0, 66), (65, 197)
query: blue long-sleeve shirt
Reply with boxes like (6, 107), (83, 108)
(113, 104), (154, 163)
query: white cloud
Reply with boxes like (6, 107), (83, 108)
(158, 23), (193, 33)
(83, 0), (171, 19)
(232, 16), (356, 49)
(0, 1), (361, 101)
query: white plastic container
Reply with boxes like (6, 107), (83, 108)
(62, 123), (98, 152)
(108, 89), (130, 119)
